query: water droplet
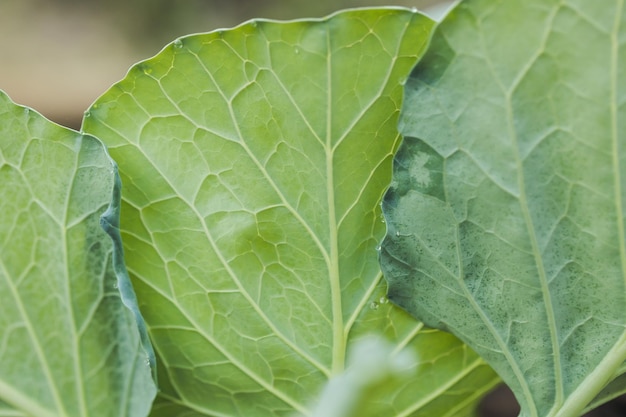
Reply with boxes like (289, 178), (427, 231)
(294, 47), (300, 55)
(113, 282), (118, 289)
(395, 231), (401, 237)
(250, 21), (258, 28)
(379, 296), (389, 304)
(376, 245), (381, 251)
(411, 7), (418, 13)
(173, 39), (183, 49)
(144, 357), (151, 367)
(370, 301), (379, 310)
(84, 110), (91, 118)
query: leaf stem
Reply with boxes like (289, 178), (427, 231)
(553, 337), (626, 417)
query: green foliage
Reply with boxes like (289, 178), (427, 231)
(380, 1), (626, 416)
(2, 1), (625, 416)
(81, 8), (497, 417)
(0, 91), (156, 416)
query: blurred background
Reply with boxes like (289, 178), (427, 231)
(0, 0), (452, 128)
(1, 1), (625, 416)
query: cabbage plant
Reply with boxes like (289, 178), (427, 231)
(1, 1), (625, 417)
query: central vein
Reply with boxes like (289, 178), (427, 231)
(325, 29), (345, 375)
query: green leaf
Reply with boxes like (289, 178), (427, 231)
(584, 362), (626, 414)
(380, 1), (626, 416)
(305, 336), (418, 417)
(0, 91), (156, 416)
(83, 8), (498, 416)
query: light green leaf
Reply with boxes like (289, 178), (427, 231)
(0, 91), (156, 416)
(584, 365), (626, 414)
(83, 8), (498, 416)
(380, 1), (626, 416)
(305, 336), (417, 417)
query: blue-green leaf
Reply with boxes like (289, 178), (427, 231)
(381, 1), (626, 416)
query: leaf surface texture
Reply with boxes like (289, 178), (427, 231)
(0, 91), (156, 417)
(380, 1), (626, 416)
(83, 8), (498, 417)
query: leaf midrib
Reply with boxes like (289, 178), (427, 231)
(62, 139), (89, 417)
(469, 3), (563, 416)
(555, 1), (626, 415)
(325, 25), (346, 377)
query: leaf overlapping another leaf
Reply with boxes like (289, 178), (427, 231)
(83, 8), (498, 416)
(380, 1), (626, 416)
(0, 91), (156, 417)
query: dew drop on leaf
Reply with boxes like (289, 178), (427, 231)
(173, 39), (183, 49)
(369, 301), (379, 310)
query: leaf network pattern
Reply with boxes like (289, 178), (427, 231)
(83, 8), (497, 417)
(380, 1), (626, 417)
(0, 91), (156, 417)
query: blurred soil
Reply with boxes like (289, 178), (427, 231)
(479, 385), (626, 417)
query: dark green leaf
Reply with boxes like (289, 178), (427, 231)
(381, 1), (626, 416)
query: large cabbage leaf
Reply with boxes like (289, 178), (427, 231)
(82, 8), (498, 416)
(380, 1), (626, 416)
(0, 91), (156, 416)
